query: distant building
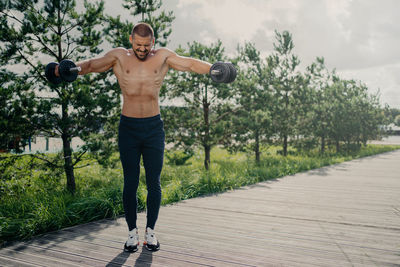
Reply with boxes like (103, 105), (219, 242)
(20, 135), (84, 154)
(384, 124), (400, 135)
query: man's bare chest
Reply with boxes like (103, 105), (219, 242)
(120, 52), (166, 77)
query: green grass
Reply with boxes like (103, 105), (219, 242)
(1, 144), (399, 245)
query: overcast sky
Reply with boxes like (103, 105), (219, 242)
(99, 0), (400, 108)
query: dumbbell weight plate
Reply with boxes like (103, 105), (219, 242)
(59, 60), (78, 82)
(210, 62), (231, 83)
(227, 63), (237, 83)
(45, 62), (62, 85)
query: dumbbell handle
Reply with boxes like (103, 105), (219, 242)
(210, 69), (221, 75)
(55, 65), (81, 75)
(69, 66), (81, 73)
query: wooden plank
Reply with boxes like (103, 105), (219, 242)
(0, 246), (79, 267)
(0, 255), (40, 267)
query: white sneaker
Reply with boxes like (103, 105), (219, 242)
(144, 227), (160, 251)
(124, 228), (139, 253)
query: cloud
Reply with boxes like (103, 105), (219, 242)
(338, 63), (400, 108)
(165, 0), (219, 48)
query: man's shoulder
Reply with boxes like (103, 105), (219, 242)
(154, 47), (176, 56)
(106, 47), (130, 57)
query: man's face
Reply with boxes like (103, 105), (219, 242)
(130, 34), (154, 61)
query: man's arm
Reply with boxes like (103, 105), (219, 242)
(55, 49), (120, 76)
(165, 49), (212, 74)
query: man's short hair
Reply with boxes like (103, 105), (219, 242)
(131, 23), (154, 40)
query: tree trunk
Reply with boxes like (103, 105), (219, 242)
(255, 131), (260, 163)
(282, 91), (289, 157)
(203, 100), (211, 170)
(283, 134), (288, 156)
(320, 135), (325, 154)
(62, 133), (75, 194)
(204, 144), (211, 170)
(62, 100), (75, 194)
(336, 140), (340, 153)
(57, 8), (75, 193)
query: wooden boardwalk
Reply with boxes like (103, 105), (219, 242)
(1, 150), (400, 267)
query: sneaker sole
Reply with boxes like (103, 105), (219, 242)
(144, 241), (160, 251)
(124, 242), (139, 253)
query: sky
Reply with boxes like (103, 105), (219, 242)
(99, 0), (400, 108)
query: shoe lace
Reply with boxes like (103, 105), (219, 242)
(128, 230), (139, 244)
(146, 230), (157, 244)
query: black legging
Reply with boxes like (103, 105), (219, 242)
(118, 114), (165, 231)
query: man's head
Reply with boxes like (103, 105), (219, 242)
(129, 23), (155, 61)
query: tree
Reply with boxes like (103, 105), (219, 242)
(163, 41), (234, 170)
(228, 42), (273, 163)
(324, 77), (351, 152)
(269, 30), (302, 156)
(383, 108), (400, 125)
(0, 0), (120, 194)
(322, 77), (384, 152)
(304, 57), (335, 153)
(356, 88), (385, 145)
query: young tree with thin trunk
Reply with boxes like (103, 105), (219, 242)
(227, 42), (274, 163)
(163, 41), (234, 170)
(270, 30), (302, 156)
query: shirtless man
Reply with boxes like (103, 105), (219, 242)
(52, 23), (234, 252)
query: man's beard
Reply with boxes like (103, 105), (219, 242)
(134, 49), (149, 61)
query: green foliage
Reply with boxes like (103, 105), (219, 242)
(324, 78), (385, 151)
(165, 149), (193, 165)
(0, 71), (37, 152)
(0, 154), (124, 243)
(228, 42), (273, 162)
(103, 15), (134, 48)
(384, 108), (400, 124)
(395, 114), (400, 127)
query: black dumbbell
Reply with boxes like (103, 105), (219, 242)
(226, 63), (237, 83)
(45, 60), (81, 84)
(210, 62), (237, 83)
(45, 62), (62, 85)
(59, 60), (81, 82)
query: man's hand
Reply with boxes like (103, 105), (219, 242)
(55, 65), (59, 77)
